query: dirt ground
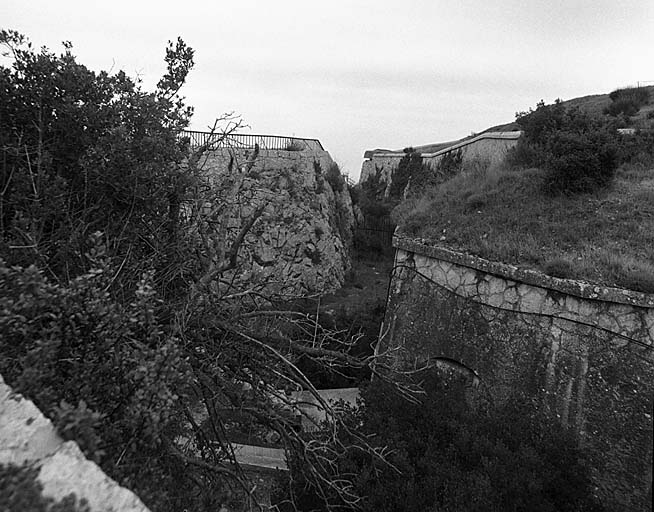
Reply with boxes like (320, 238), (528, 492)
(320, 251), (394, 318)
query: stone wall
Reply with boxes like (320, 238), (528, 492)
(0, 374), (149, 512)
(199, 145), (355, 294)
(359, 131), (521, 197)
(422, 131), (520, 170)
(381, 236), (653, 511)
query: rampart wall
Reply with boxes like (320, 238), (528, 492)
(199, 145), (355, 294)
(360, 131), (521, 196)
(381, 236), (653, 511)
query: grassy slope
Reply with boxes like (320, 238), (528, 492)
(395, 165), (654, 292)
(392, 86), (654, 292)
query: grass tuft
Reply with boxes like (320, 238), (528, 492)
(396, 161), (654, 292)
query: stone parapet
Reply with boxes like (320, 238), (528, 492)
(0, 374), (149, 511)
(394, 236), (654, 309)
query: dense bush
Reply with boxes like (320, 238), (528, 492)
(0, 248), (192, 508)
(615, 129), (654, 168)
(340, 374), (604, 512)
(325, 162), (345, 192)
(389, 148), (423, 199)
(0, 30), (194, 295)
(543, 129), (617, 194)
(511, 101), (618, 194)
(605, 99), (640, 117)
(605, 87), (650, 117)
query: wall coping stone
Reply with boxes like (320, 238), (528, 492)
(394, 235), (654, 308)
(0, 374), (150, 511)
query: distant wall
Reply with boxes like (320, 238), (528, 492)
(359, 131), (521, 196)
(422, 131), (520, 169)
(381, 236), (653, 511)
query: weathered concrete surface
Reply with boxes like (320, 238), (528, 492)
(381, 236), (654, 512)
(200, 146), (355, 295)
(0, 374), (150, 512)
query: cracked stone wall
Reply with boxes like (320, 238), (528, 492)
(381, 237), (653, 511)
(199, 146), (355, 294)
(0, 373), (149, 512)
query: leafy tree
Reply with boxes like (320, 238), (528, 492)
(0, 29), (193, 289)
(389, 148), (423, 199)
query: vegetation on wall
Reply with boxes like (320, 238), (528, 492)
(335, 374), (604, 512)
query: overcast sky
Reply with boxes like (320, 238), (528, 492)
(3, 0), (653, 179)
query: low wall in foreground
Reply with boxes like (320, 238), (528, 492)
(0, 374), (149, 512)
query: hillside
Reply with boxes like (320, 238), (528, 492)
(392, 86), (654, 293)
(395, 165), (654, 292)
(485, 85), (654, 132)
(368, 86), (654, 156)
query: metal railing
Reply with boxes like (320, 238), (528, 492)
(181, 130), (324, 151)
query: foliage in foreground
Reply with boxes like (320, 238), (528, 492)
(0, 30), (393, 512)
(340, 374), (604, 512)
(0, 252), (194, 508)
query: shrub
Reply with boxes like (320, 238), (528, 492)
(608, 87), (650, 105)
(389, 148), (423, 199)
(0, 252), (192, 508)
(615, 129), (654, 167)
(605, 99), (640, 117)
(544, 257), (575, 279)
(543, 129), (618, 194)
(340, 374), (604, 512)
(505, 139), (539, 168)
(325, 162), (345, 192)
(605, 87), (650, 117)
(515, 101), (618, 194)
(347, 183), (360, 205)
(437, 148), (463, 177)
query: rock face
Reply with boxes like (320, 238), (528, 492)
(0, 374), (150, 511)
(200, 145), (355, 295)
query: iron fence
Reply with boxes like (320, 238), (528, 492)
(354, 216), (396, 252)
(181, 130), (324, 151)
